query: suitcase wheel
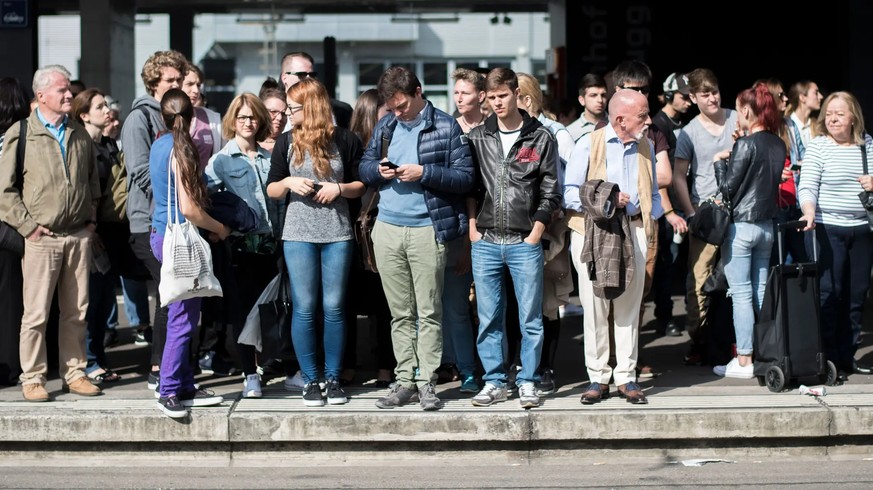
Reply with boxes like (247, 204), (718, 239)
(823, 360), (839, 386)
(756, 376), (765, 387)
(766, 366), (786, 392)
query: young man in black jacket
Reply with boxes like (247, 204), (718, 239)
(465, 68), (561, 409)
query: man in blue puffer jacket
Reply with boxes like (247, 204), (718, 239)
(359, 66), (474, 411)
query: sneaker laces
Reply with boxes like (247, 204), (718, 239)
(519, 383), (536, 398)
(420, 383), (436, 399)
(478, 383), (500, 397)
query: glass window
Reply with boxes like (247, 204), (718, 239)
(487, 61), (511, 70)
(391, 62), (416, 74)
(456, 62), (480, 72)
(423, 62), (447, 85)
(532, 61), (547, 84)
(358, 63), (383, 87)
(424, 93), (450, 114)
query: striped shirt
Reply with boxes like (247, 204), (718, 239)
(797, 134), (873, 227)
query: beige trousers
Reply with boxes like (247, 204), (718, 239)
(572, 220), (647, 386)
(19, 229), (92, 385)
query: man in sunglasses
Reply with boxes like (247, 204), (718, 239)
(279, 51), (353, 129)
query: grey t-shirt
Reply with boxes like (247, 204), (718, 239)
(675, 109), (737, 205)
(281, 149), (352, 243)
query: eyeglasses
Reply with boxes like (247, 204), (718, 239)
(619, 85), (650, 95)
(287, 105), (304, 116)
(284, 71), (318, 79)
(268, 109), (287, 118)
(236, 115), (257, 124)
(777, 92), (788, 100)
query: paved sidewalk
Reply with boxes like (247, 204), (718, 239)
(1, 296), (871, 464)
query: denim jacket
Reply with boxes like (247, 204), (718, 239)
(205, 139), (277, 237)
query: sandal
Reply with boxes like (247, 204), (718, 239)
(87, 369), (121, 385)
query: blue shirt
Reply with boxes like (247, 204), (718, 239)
(205, 139), (276, 236)
(149, 134), (183, 233)
(36, 108), (68, 163)
(564, 123), (663, 218)
(377, 110), (431, 227)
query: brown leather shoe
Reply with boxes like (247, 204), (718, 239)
(22, 383), (50, 402)
(63, 377), (102, 396)
(617, 381), (647, 404)
(580, 383), (610, 405)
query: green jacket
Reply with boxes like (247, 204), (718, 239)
(0, 110), (100, 238)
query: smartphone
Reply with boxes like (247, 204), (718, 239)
(312, 182), (323, 192)
(790, 163), (802, 172)
(380, 160), (399, 170)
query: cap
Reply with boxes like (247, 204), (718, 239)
(663, 73), (690, 95)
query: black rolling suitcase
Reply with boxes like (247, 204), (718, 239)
(753, 220), (838, 392)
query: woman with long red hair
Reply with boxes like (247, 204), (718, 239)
(711, 84), (785, 380)
(266, 78), (364, 407)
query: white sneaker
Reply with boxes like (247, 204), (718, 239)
(284, 371), (306, 391)
(559, 303), (584, 318)
(243, 374), (262, 398)
(714, 358), (754, 379)
(518, 382), (540, 409)
(471, 383), (508, 407)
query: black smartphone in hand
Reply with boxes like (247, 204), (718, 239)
(312, 182), (323, 192)
(380, 160), (399, 170)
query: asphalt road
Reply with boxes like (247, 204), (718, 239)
(1, 459), (872, 488)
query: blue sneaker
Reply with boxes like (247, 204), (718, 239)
(460, 375), (479, 393)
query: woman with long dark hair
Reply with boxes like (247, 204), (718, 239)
(149, 88), (227, 417)
(712, 84), (785, 380)
(0, 77), (30, 386)
(266, 78), (364, 407)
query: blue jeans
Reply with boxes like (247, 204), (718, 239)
(112, 277), (151, 328)
(441, 239), (476, 378)
(806, 223), (873, 368)
(722, 221), (773, 355)
(85, 270), (116, 373)
(472, 239), (544, 386)
(284, 240), (353, 384)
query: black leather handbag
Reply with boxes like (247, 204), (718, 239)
(858, 144), (873, 232)
(690, 195), (732, 245)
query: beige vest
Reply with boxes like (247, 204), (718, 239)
(567, 128), (655, 243)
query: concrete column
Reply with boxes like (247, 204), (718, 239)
(169, 9), (194, 61)
(79, 0), (135, 115)
(0, 0), (37, 96)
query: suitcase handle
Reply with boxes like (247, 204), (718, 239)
(776, 220), (817, 263)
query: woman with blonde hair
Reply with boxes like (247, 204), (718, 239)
(266, 78), (365, 406)
(204, 92), (276, 397)
(798, 91), (873, 378)
(512, 72), (575, 395)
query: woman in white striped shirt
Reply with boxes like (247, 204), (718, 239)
(798, 91), (873, 377)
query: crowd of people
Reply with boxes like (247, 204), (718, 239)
(1, 51), (871, 418)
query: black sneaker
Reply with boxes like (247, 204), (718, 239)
(134, 325), (152, 346)
(147, 371), (160, 391)
(325, 379), (348, 405)
(198, 351), (216, 375)
(664, 320), (683, 337)
(178, 388), (223, 407)
(536, 369), (555, 396)
(157, 395), (187, 418)
(302, 381), (325, 407)
(103, 329), (119, 348)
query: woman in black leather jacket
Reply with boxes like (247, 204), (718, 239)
(711, 84), (785, 380)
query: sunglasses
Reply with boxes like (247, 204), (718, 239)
(284, 71), (317, 79)
(619, 85), (650, 95)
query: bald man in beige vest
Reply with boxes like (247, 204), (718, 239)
(563, 90), (663, 405)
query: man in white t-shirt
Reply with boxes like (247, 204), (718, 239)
(671, 68), (738, 366)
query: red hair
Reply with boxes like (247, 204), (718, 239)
(739, 84), (782, 135)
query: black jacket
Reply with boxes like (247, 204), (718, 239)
(467, 111), (561, 241)
(718, 131), (785, 222)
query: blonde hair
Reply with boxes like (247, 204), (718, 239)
(287, 78), (336, 180)
(816, 91), (866, 145)
(222, 92), (272, 142)
(516, 72), (555, 119)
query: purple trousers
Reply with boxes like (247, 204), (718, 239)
(150, 230), (200, 397)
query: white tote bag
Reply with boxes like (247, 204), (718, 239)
(158, 156), (223, 307)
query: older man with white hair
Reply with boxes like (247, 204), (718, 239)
(0, 64), (102, 402)
(563, 90), (663, 405)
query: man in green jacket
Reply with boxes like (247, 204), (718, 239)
(0, 65), (102, 402)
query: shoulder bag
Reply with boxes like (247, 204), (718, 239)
(858, 144), (873, 232)
(353, 134), (390, 273)
(158, 157), (223, 306)
(690, 187), (732, 246)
